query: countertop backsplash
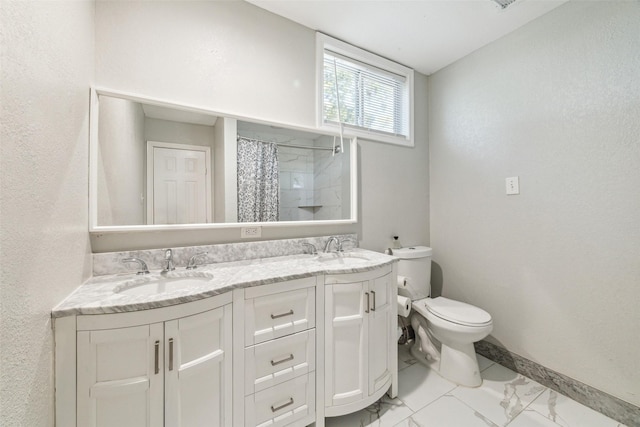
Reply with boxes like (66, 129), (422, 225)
(92, 234), (358, 276)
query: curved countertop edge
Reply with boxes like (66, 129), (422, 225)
(52, 249), (398, 318)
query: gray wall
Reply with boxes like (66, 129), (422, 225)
(0, 1), (94, 424)
(98, 97), (145, 225)
(93, 0), (430, 252)
(428, 1), (640, 406)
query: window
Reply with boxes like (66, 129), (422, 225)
(317, 33), (414, 147)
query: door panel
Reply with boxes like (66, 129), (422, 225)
(368, 273), (393, 394)
(151, 145), (208, 225)
(164, 305), (232, 427)
(77, 324), (164, 427)
(325, 282), (367, 407)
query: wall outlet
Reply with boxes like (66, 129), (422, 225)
(506, 176), (520, 195)
(240, 226), (262, 238)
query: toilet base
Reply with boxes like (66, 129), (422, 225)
(410, 336), (483, 388)
(439, 341), (482, 387)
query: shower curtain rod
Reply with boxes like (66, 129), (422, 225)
(277, 142), (338, 152)
(237, 135), (339, 152)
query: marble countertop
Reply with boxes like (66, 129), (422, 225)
(52, 249), (397, 318)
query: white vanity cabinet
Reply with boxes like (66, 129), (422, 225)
(323, 265), (398, 417)
(56, 293), (233, 427)
(54, 253), (398, 427)
(236, 277), (318, 427)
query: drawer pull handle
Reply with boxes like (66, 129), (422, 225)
(270, 354), (294, 366)
(271, 309), (294, 319)
(365, 292), (370, 313)
(168, 338), (174, 371)
(154, 340), (160, 375)
(371, 290), (376, 311)
(271, 397), (294, 412)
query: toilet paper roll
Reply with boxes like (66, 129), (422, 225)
(397, 275), (409, 289)
(397, 295), (411, 317)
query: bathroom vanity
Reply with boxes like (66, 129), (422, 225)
(53, 241), (398, 427)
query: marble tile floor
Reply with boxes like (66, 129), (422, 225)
(325, 344), (627, 427)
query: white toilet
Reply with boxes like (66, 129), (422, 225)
(395, 246), (493, 387)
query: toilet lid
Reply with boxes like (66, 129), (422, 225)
(424, 297), (492, 326)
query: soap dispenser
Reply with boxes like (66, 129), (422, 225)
(392, 235), (402, 249)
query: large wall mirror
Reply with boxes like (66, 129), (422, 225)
(89, 89), (358, 232)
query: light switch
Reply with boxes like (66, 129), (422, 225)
(506, 176), (520, 195)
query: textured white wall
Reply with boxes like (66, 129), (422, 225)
(93, 0), (430, 251)
(0, 1), (94, 425)
(429, 1), (640, 406)
(96, 0), (314, 127)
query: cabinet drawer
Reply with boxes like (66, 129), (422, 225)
(245, 329), (315, 395)
(245, 286), (315, 346)
(245, 373), (315, 427)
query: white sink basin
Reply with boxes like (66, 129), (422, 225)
(315, 252), (371, 266)
(114, 272), (214, 296)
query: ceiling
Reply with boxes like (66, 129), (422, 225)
(247, 0), (568, 75)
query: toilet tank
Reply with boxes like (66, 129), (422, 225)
(394, 246), (432, 300)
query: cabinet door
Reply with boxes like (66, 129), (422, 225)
(368, 273), (393, 395)
(77, 324), (164, 427)
(324, 282), (367, 408)
(164, 305), (233, 427)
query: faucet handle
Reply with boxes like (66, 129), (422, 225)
(121, 257), (150, 275)
(337, 237), (357, 252)
(186, 252), (208, 270)
(301, 243), (318, 255)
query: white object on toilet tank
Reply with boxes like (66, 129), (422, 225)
(394, 246), (432, 300)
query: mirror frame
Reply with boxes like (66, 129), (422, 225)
(89, 87), (358, 233)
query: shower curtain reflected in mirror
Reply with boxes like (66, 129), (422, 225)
(237, 137), (279, 222)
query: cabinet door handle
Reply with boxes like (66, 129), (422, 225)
(371, 290), (376, 311)
(270, 354), (294, 366)
(365, 292), (370, 313)
(154, 340), (160, 375)
(271, 397), (294, 412)
(168, 338), (174, 371)
(271, 309), (294, 319)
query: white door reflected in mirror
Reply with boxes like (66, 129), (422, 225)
(148, 142), (211, 225)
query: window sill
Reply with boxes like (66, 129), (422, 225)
(319, 122), (414, 148)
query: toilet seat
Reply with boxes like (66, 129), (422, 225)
(414, 297), (492, 327)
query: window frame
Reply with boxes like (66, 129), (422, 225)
(316, 33), (414, 147)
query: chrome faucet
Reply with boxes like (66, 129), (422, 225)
(121, 257), (150, 275)
(323, 236), (340, 253)
(186, 252), (208, 270)
(162, 248), (175, 273)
